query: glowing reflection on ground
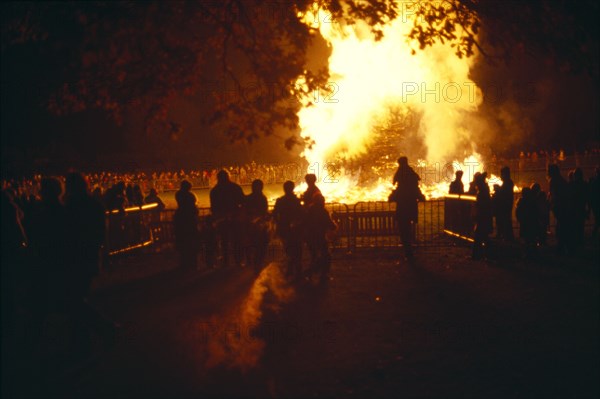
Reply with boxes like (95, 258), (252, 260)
(203, 263), (295, 371)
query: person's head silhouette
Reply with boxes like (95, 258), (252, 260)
(283, 180), (295, 195)
(474, 172), (487, 189)
(40, 177), (62, 202)
(455, 170), (463, 180)
(217, 170), (229, 183)
(65, 172), (88, 198)
(305, 174), (317, 186)
(548, 164), (560, 179)
(251, 179), (264, 193)
(397, 156), (408, 167)
(180, 180), (192, 192)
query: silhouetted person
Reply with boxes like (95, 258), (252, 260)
(63, 172), (115, 359)
(569, 168), (588, 251)
(304, 194), (336, 284)
(244, 179), (269, 272)
(547, 164), (570, 255)
(446, 170), (466, 234)
(25, 178), (68, 345)
(1, 190), (27, 396)
(449, 170), (465, 195)
(494, 166), (514, 241)
(466, 172), (480, 196)
(125, 183), (134, 205)
(144, 188), (166, 212)
(201, 214), (218, 268)
(301, 173), (322, 209)
(104, 181), (127, 211)
(174, 180), (199, 269)
(589, 167), (600, 238)
(273, 181), (304, 280)
(92, 187), (104, 205)
(131, 184), (144, 207)
(390, 156), (425, 260)
(516, 187), (539, 258)
(210, 170), (245, 267)
(472, 172), (493, 260)
(531, 183), (550, 246)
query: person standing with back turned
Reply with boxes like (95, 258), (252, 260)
(390, 156), (425, 261)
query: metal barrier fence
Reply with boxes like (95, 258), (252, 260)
(106, 197), (596, 257)
(351, 201), (444, 249)
(105, 204), (159, 255)
(441, 194), (597, 243)
(114, 200), (449, 257)
(443, 195), (476, 242)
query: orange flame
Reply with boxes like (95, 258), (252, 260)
(294, 2), (508, 203)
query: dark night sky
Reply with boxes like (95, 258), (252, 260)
(1, 1), (598, 176)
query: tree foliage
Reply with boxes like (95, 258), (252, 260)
(2, 0), (597, 147)
(407, 0), (598, 74)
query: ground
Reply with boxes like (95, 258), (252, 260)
(8, 240), (600, 398)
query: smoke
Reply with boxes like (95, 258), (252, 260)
(297, 5), (483, 169)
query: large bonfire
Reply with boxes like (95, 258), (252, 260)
(294, 1), (503, 202)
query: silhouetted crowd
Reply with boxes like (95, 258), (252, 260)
(448, 164), (600, 259)
(2, 173), (119, 394)
(2, 162), (306, 204)
(1, 168), (342, 394)
(173, 170), (337, 284)
(2, 158), (598, 396)
(490, 148), (600, 170)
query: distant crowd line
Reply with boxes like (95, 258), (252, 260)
(501, 148), (600, 173)
(1, 161), (307, 207)
(3, 149), (599, 206)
